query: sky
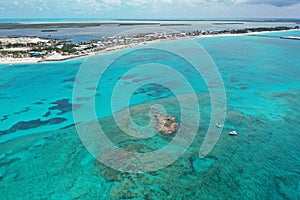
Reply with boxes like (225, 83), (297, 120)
(0, 0), (300, 19)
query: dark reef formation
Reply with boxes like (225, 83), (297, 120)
(0, 118), (67, 136)
(49, 99), (82, 115)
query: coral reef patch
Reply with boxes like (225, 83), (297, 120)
(49, 99), (82, 115)
(0, 118), (67, 136)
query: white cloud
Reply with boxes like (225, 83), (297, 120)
(0, 0), (299, 18)
(234, 0), (300, 7)
(102, 0), (122, 6)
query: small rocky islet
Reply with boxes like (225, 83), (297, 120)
(151, 109), (179, 135)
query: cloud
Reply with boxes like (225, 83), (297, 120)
(187, 0), (300, 7)
(0, 0), (300, 18)
(0, 0), (49, 12)
(102, 0), (122, 6)
(151, 0), (300, 7)
(241, 0), (300, 7)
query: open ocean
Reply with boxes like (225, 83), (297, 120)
(0, 29), (299, 199)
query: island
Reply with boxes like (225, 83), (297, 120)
(0, 25), (299, 64)
(152, 110), (179, 135)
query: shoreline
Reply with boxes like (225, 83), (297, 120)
(0, 29), (299, 65)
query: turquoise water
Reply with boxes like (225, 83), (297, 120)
(0, 31), (300, 199)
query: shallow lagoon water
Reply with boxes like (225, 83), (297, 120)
(0, 31), (299, 199)
(0, 19), (297, 42)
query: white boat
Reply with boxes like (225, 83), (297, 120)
(229, 131), (238, 136)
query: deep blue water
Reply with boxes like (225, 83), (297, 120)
(0, 30), (299, 199)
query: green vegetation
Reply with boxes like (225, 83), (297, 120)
(0, 22), (159, 29)
(5, 43), (27, 48)
(41, 29), (58, 32)
(0, 23), (103, 29)
(60, 44), (76, 53)
(160, 24), (191, 26)
(213, 23), (244, 25)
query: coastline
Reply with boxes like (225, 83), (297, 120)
(0, 29), (298, 65)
